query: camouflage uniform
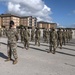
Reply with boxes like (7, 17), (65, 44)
(20, 27), (24, 43)
(6, 28), (19, 63)
(48, 28), (57, 54)
(35, 28), (41, 46)
(68, 29), (73, 41)
(0, 28), (2, 38)
(66, 29), (69, 43)
(43, 28), (45, 42)
(31, 29), (35, 41)
(5, 20), (19, 65)
(3, 28), (6, 36)
(44, 29), (49, 43)
(0, 28), (2, 46)
(23, 27), (30, 50)
(57, 29), (63, 49)
(70, 29), (73, 40)
(62, 29), (66, 45)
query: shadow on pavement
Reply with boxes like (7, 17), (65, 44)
(30, 47), (47, 52)
(56, 51), (75, 57)
(66, 43), (75, 46)
(0, 52), (8, 59)
(69, 41), (75, 44)
(29, 43), (49, 47)
(0, 42), (7, 45)
(62, 47), (75, 51)
(1, 42), (75, 57)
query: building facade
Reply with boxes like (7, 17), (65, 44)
(0, 14), (20, 28)
(20, 16), (32, 27)
(0, 14), (37, 28)
(37, 21), (57, 29)
(32, 17), (37, 27)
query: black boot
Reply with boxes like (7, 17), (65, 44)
(52, 49), (56, 54)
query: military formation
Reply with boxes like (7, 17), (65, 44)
(0, 20), (73, 65)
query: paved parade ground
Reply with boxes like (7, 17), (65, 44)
(0, 37), (75, 75)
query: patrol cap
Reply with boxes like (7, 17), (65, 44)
(58, 28), (61, 30)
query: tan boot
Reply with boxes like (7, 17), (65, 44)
(5, 58), (11, 62)
(13, 59), (18, 64)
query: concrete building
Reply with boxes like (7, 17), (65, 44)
(32, 17), (37, 27)
(0, 14), (37, 28)
(37, 21), (57, 29)
(20, 16), (37, 27)
(20, 16), (32, 27)
(0, 14), (20, 28)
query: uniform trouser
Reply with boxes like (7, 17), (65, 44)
(24, 39), (29, 48)
(66, 37), (69, 43)
(49, 40), (56, 52)
(69, 35), (72, 41)
(68, 36), (71, 41)
(43, 36), (46, 42)
(44, 36), (48, 43)
(62, 37), (66, 45)
(57, 39), (62, 47)
(31, 35), (34, 41)
(71, 35), (72, 39)
(35, 37), (40, 46)
(21, 36), (24, 42)
(7, 43), (18, 59)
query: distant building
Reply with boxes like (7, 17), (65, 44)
(32, 17), (37, 27)
(37, 21), (57, 29)
(20, 16), (37, 27)
(0, 14), (37, 28)
(0, 14), (20, 28)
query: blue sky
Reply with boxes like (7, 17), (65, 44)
(0, 0), (75, 27)
(43, 0), (75, 27)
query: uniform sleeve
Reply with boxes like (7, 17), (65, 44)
(15, 30), (19, 41)
(55, 32), (58, 39)
(39, 30), (41, 37)
(28, 30), (30, 37)
(5, 29), (8, 37)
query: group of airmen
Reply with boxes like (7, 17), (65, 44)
(17, 25), (73, 55)
(43, 28), (73, 54)
(0, 20), (73, 64)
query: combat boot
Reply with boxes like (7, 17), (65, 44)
(5, 58), (11, 62)
(13, 59), (18, 64)
(52, 49), (56, 54)
(38, 43), (40, 46)
(23, 46), (26, 49)
(47, 49), (52, 53)
(60, 46), (62, 49)
(26, 47), (29, 50)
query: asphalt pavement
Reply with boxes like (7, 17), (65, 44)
(0, 37), (75, 75)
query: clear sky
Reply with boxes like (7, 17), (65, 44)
(0, 0), (75, 27)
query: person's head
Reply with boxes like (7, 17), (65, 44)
(51, 27), (55, 31)
(9, 20), (14, 28)
(63, 28), (65, 31)
(36, 27), (39, 30)
(58, 28), (61, 31)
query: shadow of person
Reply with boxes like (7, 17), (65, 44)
(0, 52), (8, 59)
